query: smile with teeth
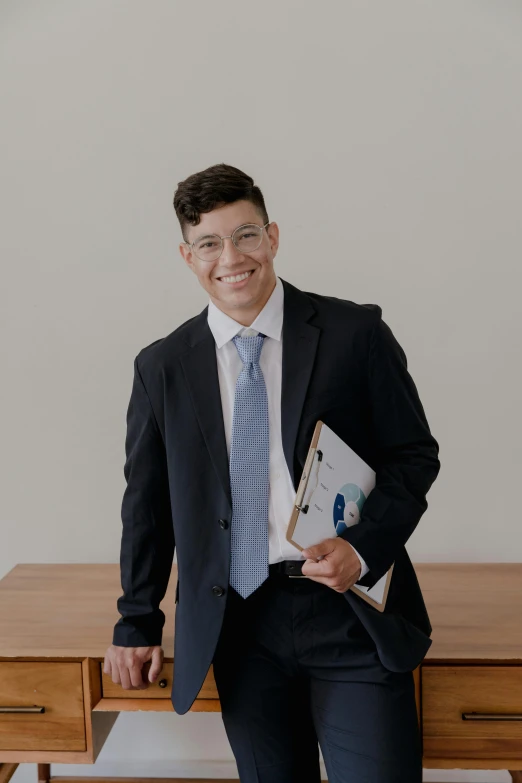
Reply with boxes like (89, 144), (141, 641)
(219, 270), (254, 284)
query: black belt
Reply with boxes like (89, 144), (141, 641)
(268, 559), (307, 578)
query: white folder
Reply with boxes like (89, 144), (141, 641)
(286, 419), (394, 612)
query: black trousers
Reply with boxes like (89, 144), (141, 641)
(212, 572), (422, 783)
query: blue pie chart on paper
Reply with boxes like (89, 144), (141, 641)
(333, 483), (367, 535)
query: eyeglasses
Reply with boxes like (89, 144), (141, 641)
(183, 222), (270, 262)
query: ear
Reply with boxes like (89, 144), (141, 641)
(267, 221), (279, 256)
(179, 243), (195, 272)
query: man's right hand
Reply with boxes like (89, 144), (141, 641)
(103, 644), (164, 690)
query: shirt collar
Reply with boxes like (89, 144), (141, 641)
(207, 275), (284, 349)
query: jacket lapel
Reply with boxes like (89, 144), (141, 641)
(179, 276), (320, 511)
(280, 278), (320, 491)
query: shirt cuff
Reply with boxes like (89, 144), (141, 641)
(347, 542), (369, 579)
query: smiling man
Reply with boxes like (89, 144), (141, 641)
(105, 163), (441, 782)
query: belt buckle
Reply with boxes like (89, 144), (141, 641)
(287, 562), (307, 579)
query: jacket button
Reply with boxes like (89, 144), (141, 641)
(212, 585), (225, 596)
(218, 518), (228, 529)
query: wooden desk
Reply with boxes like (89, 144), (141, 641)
(0, 563), (521, 783)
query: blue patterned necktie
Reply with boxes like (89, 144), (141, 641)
(229, 331), (269, 599)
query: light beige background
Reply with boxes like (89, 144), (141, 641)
(1, 1), (521, 781)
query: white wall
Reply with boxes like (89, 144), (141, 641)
(2, 1), (521, 780)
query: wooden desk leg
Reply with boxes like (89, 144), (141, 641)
(37, 764), (50, 783)
(0, 764), (19, 783)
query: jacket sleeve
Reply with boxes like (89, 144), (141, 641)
(112, 355), (175, 647)
(338, 311), (441, 590)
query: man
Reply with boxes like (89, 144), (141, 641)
(104, 163), (440, 782)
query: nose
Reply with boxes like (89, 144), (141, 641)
(219, 235), (245, 265)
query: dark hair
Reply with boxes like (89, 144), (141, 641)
(173, 163), (269, 242)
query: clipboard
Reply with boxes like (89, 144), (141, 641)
(286, 419), (394, 612)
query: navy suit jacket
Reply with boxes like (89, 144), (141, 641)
(112, 276), (441, 715)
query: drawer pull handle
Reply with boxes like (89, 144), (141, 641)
(158, 679), (167, 688)
(462, 712), (522, 721)
(0, 706), (45, 713)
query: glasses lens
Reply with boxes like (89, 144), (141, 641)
(194, 235), (222, 261)
(233, 224), (263, 253)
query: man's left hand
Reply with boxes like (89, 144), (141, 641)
(301, 537), (361, 592)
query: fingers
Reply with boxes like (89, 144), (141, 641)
(302, 557), (335, 578)
(301, 557), (334, 587)
(106, 646), (150, 690)
(148, 647), (164, 683)
(301, 555), (353, 592)
(103, 655), (112, 677)
(127, 655), (148, 689)
(303, 571), (350, 592)
(301, 538), (337, 560)
(110, 657), (139, 690)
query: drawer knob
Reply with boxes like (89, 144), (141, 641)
(0, 706), (45, 713)
(158, 678), (168, 688)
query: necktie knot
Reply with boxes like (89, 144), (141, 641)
(232, 332), (265, 365)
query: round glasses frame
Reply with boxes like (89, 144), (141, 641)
(183, 221), (271, 261)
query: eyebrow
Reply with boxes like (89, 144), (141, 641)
(193, 233), (218, 242)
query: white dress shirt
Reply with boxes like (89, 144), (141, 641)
(207, 275), (369, 578)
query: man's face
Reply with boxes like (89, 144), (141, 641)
(179, 199), (279, 324)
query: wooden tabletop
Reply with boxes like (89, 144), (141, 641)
(418, 563), (522, 663)
(0, 563), (521, 663)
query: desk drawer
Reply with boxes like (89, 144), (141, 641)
(101, 663), (219, 700)
(422, 666), (522, 759)
(0, 662), (86, 751)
